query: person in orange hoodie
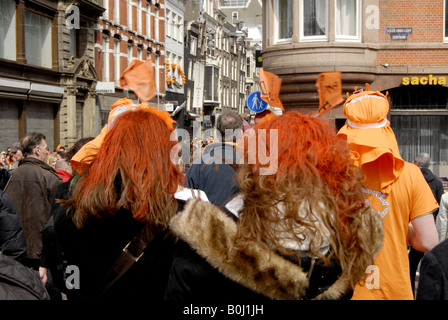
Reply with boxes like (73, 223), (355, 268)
(337, 86), (439, 300)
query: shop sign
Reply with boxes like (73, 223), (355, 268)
(402, 75), (447, 86)
(386, 28), (412, 34)
(96, 82), (115, 93)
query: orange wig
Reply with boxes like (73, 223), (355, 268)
(236, 112), (376, 289)
(65, 109), (184, 229)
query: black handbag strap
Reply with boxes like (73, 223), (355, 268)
(97, 224), (154, 296)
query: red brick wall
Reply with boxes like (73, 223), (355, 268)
(379, 0), (445, 43)
(377, 0), (447, 67)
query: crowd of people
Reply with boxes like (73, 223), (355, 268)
(0, 91), (447, 301)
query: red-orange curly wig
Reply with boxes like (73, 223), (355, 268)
(236, 111), (376, 289)
(65, 109), (184, 229)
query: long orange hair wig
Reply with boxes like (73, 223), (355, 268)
(236, 112), (376, 289)
(65, 109), (184, 230)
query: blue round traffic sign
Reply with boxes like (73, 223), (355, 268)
(247, 91), (268, 113)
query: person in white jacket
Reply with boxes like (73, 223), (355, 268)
(436, 192), (448, 242)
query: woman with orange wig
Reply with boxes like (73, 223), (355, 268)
(166, 112), (383, 300)
(52, 108), (186, 300)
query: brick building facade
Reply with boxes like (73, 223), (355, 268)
(94, 0), (166, 129)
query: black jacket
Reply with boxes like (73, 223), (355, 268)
(420, 168), (444, 217)
(416, 238), (448, 300)
(165, 199), (384, 300)
(186, 142), (240, 208)
(52, 197), (182, 300)
(0, 189), (26, 262)
(0, 253), (49, 300)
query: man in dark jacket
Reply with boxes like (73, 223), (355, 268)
(186, 111), (243, 208)
(416, 238), (448, 300)
(415, 153), (444, 214)
(4, 132), (62, 271)
(410, 152), (445, 295)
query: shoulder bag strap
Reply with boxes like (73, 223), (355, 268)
(97, 224), (155, 296)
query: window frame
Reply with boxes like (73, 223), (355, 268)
(444, 0), (448, 42)
(334, 0), (361, 42)
(300, 0), (329, 42)
(273, 0), (293, 44)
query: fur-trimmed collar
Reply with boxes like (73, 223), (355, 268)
(170, 199), (383, 300)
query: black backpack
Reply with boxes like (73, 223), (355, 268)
(0, 253), (50, 300)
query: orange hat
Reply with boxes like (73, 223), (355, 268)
(337, 88), (404, 194)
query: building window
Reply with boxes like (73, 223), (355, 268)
(0, 0), (16, 61)
(128, 43), (133, 64)
(102, 0), (109, 19)
(114, 37), (120, 85)
(335, 0), (360, 41)
(102, 34), (110, 81)
(154, 6), (159, 42)
(302, 0), (328, 39)
(190, 35), (197, 55)
(114, 0), (119, 23)
(445, 0), (448, 41)
(137, 46), (142, 60)
(25, 10), (52, 68)
(146, 3), (151, 38)
(166, 9), (171, 38)
(177, 15), (183, 43)
(137, 0), (142, 34)
(128, 0), (133, 28)
(275, 0), (293, 42)
(204, 65), (219, 102)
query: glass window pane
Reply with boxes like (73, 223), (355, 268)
(336, 0), (357, 37)
(445, 0), (448, 38)
(205, 66), (213, 101)
(0, 0), (16, 60)
(278, 0), (293, 39)
(25, 10), (52, 68)
(213, 66), (219, 102)
(303, 0), (328, 37)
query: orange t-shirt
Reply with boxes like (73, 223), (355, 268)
(352, 161), (439, 300)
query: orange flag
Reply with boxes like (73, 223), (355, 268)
(119, 59), (156, 102)
(259, 68), (285, 111)
(315, 72), (344, 116)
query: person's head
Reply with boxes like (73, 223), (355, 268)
(0, 152), (5, 164)
(45, 153), (59, 168)
(21, 132), (49, 162)
(64, 137), (95, 162)
(337, 88), (404, 194)
(10, 142), (23, 162)
(414, 153), (431, 168)
(66, 109), (184, 229)
(216, 111), (243, 143)
(236, 112), (376, 289)
(55, 158), (73, 175)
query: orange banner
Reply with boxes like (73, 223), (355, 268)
(316, 72), (344, 116)
(119, 59), (156, 102)
(259, 68), (285, 111)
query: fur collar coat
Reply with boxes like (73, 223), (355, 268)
(167, 199), (383, 300)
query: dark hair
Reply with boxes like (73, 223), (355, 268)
(20, 132), (45, 157)
(216, 111), (243, 142)
(64, 137), (95, 161)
